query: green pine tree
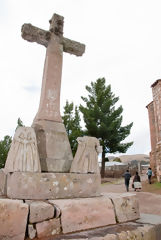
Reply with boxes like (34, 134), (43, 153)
(0, 135), (12, 168)
(62, 101), (83, 156)
(79, 78), (133, 177)
(16, 117), (24, 130)
(0, 118), (24, 169)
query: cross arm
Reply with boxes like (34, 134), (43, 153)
(62, 37), (85, 56)
(21, 24), (51, 47)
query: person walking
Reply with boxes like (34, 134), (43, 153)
(123, 169), (131, 192)
(147, 167), (152, 184)
(132, 171), (142, 191)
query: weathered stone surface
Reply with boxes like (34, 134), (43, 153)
(22, 14), (85, 173)
(137, 213), (161, 225)
(7, 172), (101, 199)
(29, 201), (54, 223)
(28, 224), (36, 239)
(70, 136), (102, 174)
(117, 231), (127, 240)
(50, 214), (161, 240)
(4, 127), (41, 173)
(137, 225), (156, 240)
(0, 169), (6, 196)
(33, 120), (73, 172)
(105, 193), (140, 223)
(0, 198), (28, 240)
(49, 196), (116, 233)
(103, 235), (118, 240)
(22, 23), (50, 47)
(62, 37), (85, 56)
(36, 218), (61, 238)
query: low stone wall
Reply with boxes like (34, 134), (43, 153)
(0, 193), (140, 239)
(104, 164), (137, 178)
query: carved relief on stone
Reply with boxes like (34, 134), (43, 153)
(4, 127), (41, 173)
(70, 136), (102, 174)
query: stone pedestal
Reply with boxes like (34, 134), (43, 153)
(32, 120), (73, 172)
(0, 193), (141, 239)
(7, 172), (101, 200)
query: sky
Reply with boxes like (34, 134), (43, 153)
(1, 0), (161, 156)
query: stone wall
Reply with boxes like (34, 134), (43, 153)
(147, 79), (161, 178)
(104, 164), (137, 178)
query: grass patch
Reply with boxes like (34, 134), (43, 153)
(141, 178), (161, 195)
(153, 181), (161, 189)
(101, 178), (123, 185)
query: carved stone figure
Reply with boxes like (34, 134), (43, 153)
(70, 136), (102, 174)
(4, 127), (41, 173)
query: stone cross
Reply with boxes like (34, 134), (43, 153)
(21, 14), (85, 172)
(21, 13), (85, 123)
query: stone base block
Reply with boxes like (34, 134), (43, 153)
(51, 214), (161, 240)
(0, 169), (6, 196)
(0, 193), (142, 239)
(7, 172), (101, 199)
(32, 120), (73, 172)
(49, 196), (116, 233)
(29, 201), (55, 223)
(36, 218), (61, 238)
(104, 193), (140, 223)
(0, 198), (28, 240)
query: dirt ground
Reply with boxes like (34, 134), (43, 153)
(101, 174), (161, 216)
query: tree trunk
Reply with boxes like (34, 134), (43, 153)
(101, 151), (105, 178)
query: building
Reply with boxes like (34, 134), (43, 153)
(146, 79), (161, 181)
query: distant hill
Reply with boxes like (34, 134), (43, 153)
(108, 154), (150, 163)
(119, 154), (150, 163)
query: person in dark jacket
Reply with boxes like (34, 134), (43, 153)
(133, 171), (141, 182)
(123, 169), (131, 192)
(132, 171), (141, 191)
(146, 167), (152, 184)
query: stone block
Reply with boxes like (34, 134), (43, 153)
(32, 120), (73, 172)
(136, 213), (161, 225)
(0, 198), (29, 240)
(29, 201), (55, 223)
(7, 172), (101, 199)
(49, 196), (116, 233)
(0, 169), (6, 196)
(105, 193), (140, 223)
(36, 218), (61, 238)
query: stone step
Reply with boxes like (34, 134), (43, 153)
(47, 214), (161, 240)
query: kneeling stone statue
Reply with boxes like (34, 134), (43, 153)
(70, 136), (102, 174)
(4, 127), (41, 173)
